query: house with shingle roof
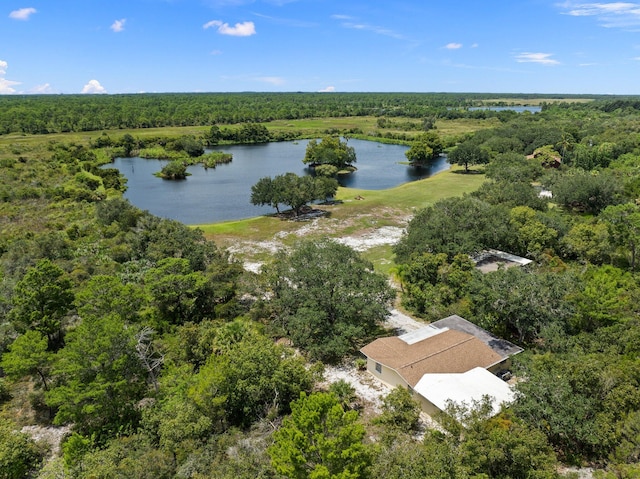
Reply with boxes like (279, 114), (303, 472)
(360, 315), (522, 416)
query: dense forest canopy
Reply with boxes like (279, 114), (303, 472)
(2, 92), (640, 478)
(0, 91), (636, 135)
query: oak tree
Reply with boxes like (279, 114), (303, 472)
(265, 239), (395, 361)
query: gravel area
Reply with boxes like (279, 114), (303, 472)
(22, 425), (71, 459)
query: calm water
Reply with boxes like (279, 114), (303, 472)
(468, 106), (542, 113)
(109, 139), (449, 224)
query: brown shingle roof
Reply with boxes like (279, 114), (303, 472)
(360, 329), (503, 387)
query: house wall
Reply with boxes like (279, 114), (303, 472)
(366, 358), (441, 416)
(365, 358), (408, 389)
(411, 391), (441, 416)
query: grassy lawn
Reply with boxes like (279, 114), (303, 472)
(198, 166), (487, 260)
(267, 116), (499, 140)
(0, 116), (494, 156)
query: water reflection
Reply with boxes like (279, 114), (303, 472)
(108, 139), (450, 224)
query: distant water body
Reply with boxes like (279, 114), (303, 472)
(109, 139), (450, 224)
(468, 106), (542, 113)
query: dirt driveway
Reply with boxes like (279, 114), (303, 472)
(230, 220), (429, 415)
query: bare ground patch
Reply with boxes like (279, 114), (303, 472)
(227, 208), (410, 273)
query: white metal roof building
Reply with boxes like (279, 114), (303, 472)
(414, 367), (515, 416)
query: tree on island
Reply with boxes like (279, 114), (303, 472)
(303, 136), (356, 171)
(155, 161), (190, 180)
(405, 131), (443, 165)
(447, 141), (490, 173)
(250, 172), (338, 216)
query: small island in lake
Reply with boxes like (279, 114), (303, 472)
(155, 160), (190, 180)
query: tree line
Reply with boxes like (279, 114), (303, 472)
(0, 92), (632, 135)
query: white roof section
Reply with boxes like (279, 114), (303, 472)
(399, 325), (448, 345)
(472, 249), (533, 267)
(414, 367), (515, 416)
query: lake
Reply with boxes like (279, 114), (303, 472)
(109, 139), (449, 224)
(468, 106), (542, 113)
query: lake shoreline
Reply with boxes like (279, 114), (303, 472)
(108, 139), (450, 225)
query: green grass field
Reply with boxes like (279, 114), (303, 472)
(0, 116), (494, 154)
(197, 165), (486, 260)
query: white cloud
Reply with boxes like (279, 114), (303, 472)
(332, 13), (407, 40)
(515, 52), (560, 65)
(319, 86), (336, 92)
(210, 49), (223, 55)
(29, 83), (54, 94)
(0, 60), (21, 94)
(561, 2), (640, 27)
(9, 7), (36, 20)
(0, 78), (20, 94)
(111, 18), (126, 32)
(203, 20), (256, 36)
(471, 43), (479, 48)
(81, 79), (107, 94)
(340, 21), (405, 39)
(445, 42), (463, 49)
(257, 76), (285, 85)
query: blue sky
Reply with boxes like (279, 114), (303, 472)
(1, 1), (640, 94)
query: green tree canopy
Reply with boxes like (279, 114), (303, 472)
(550, 169), (623, 214)
(404, 131), (443, 164)
(570, 265), (637, 331)
(512, 352), (633, 461)
(447, 142), (489, 173)
(303, 136), (356, 170)
(472, 180), (548, 211)
(370, 433), (463, 479)
(0, 421), (44, 479)
(374, 386), (422, 433)
(46, 314), (148, 440)
(188, 332), (313, 429)
(155, 161), (189, 180)
(600, 202), (640, 270)
(75, 274), (145, 322)
(470, 266), (577, 343)
(485, 151), (543, 183)
(251, 172), (338, 216)
(394, 196), (510, 263)
(509, 205), (559, 258)
(0, 330), (53, 391)
(144, 258), (212, 326)
(264, 239), (395, 361)
(397, 252), (477, 319)
(9, 258), (74, 350)
(268, 391), (370, 479)
(562, 220), (612, 264)
(432, 397), (558, 479)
